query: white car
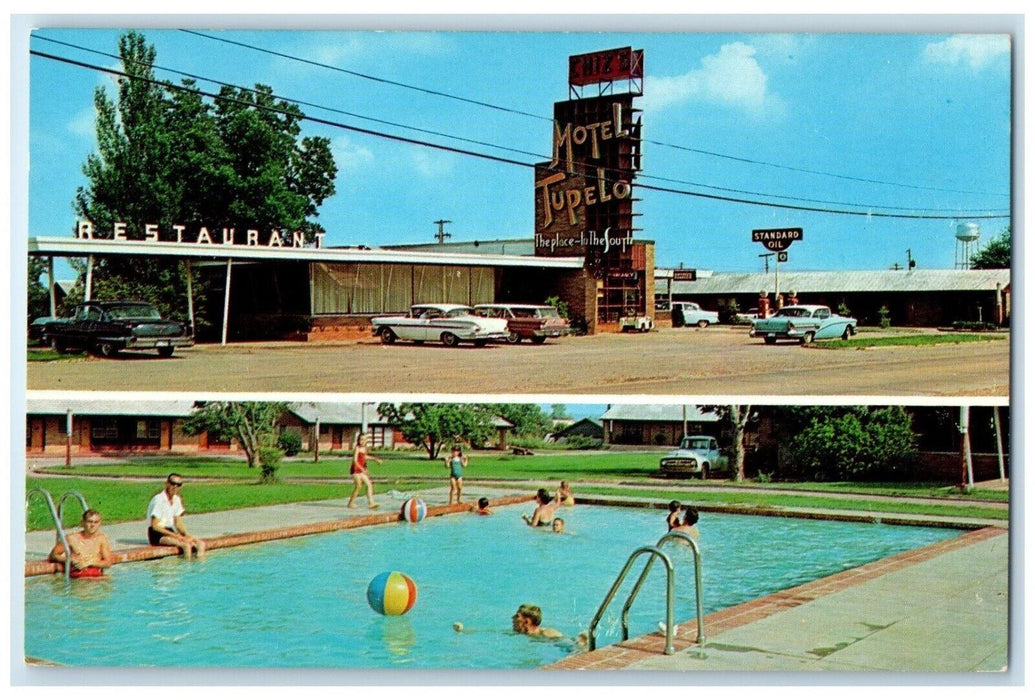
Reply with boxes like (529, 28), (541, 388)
(371, 304), (509, 347)
(671, 301), (720, 328)
(659, 435), (728, 479)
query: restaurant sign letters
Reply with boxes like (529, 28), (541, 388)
(74, 221), (324, 249)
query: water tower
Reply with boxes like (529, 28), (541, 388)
(955, 222), (980, 269)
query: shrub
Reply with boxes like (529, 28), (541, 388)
(277, 432), (303, 456)
(257, 446), (285, 483)
(878, 305), (891, 329)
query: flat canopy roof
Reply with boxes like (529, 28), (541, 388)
(27, 236), (586, 270)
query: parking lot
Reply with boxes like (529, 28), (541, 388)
(26, 326), (1010, 397)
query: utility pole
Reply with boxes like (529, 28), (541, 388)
(433, 219), (452, 244)
(758, 253), (773, 274)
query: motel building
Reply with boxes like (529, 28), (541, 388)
(28, 47), (654, 342)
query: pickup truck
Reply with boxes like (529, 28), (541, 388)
(659, 435), (728, 479)
(671, 301), (720, 328)
(750, 304), (857, 345)
(44, 301), (194, 358)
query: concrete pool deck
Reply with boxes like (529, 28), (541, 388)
(24, 487), (1011, 674)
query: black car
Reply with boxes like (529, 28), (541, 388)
(43, 301), (194, 358)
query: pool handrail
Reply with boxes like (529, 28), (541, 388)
(57, 490), (89, 530)
(588, 545), (677, 654)
(622, 531), (704, 646)
(26, 488), (73, 580)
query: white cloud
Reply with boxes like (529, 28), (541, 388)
(923, 35), (1010, 71)
(410, 149), (453, 178)
(641, 42), (773, 114)
(331, 135), (375, 172)
(67, 106), (96, 139)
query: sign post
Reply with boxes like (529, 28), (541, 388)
(752, 228), (803, 309)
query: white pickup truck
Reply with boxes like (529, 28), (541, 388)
(671, 301), (720, 328)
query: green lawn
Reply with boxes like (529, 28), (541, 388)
(25, 451), (1009, 531)
(817, 333), (1006, 349)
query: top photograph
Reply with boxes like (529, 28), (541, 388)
(23, 28), (1012, 396)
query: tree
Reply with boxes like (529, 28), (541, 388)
(490, 404), (553, 437)
(27, 258), (51, 323)
(377, 403), (495, 459)
(72, 31), (337, 323)
(182, 401), (288, 482)
(549, 404), (571, 420)
(784, 406), (917, 481)
(701, 405), (752, 482)
(970, 226), (1011, 269)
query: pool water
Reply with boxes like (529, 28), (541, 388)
(24, 504), (961, 669)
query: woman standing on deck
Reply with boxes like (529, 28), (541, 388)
(347, 434), (382, 509)
(444, 445), (468, 505)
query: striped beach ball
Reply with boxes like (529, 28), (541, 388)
(367, 571), (418, 616)
(400, 497), (427, 523)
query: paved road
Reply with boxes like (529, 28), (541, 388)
(26, 327), (1010, 396)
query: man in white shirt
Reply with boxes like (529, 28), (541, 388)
(146, 473), (206, 559)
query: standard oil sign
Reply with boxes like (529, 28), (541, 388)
(752, 227), (803, 252)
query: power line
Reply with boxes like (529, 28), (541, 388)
(30, 48), (1010, 222)
(179, 28), (1010, 200)
(34, 34), (989, 215)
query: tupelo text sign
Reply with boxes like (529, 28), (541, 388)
(752, 227), (803, 252)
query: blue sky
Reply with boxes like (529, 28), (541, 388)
(23, 24), (1012, 274)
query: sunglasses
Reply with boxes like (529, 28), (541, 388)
(168, 481), (184, 487)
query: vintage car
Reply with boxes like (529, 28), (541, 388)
(43, 301), (194, 358)
(671, 301), (720, 328)
(472, 303), (571, 344)
(659, 435), (728, 479)
(29, 315), (68, 342)
(750, 304), (857, 344)
(371, 303), (509, 347)
(619, 312), (654, 333)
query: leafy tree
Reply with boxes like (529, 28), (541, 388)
(377, 403), (495, 459)
(549, 404), (571, 420)
(27, 258), (51, 323)
(490, 404), (553, 437)
(784, 406), (916, 481)
(72, 31), (337, 324)
(970, 226), (1011, 269)
(182, 401), (288, 482)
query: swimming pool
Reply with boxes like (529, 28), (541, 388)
(24, 504), (962, 669)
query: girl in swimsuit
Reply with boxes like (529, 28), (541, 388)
(444, 446), (468, 505)
(347, 434), (382, 509)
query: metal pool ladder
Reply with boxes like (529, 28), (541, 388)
(26, 488), (90, 580)
(588, 531), (705, 655)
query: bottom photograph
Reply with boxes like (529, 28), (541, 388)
(22, 398), (1010, 673)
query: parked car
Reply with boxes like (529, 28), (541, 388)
(734, 307), (760, 323)
(659, 435), (728, 479)
(472, 303), (571, 344)
(29, 315), (68, 342)
(371, 303), (509, 347)
(619, 312), (654, 333)
(43, 301), (194, 358)
(671, 301), (720, 328)
(750, 304), (857, 345)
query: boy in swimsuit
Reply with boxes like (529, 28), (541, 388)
(511, 604), (564, 639)
(476, 497), (492, 515)
(50, 509), (117, 578)
(348, 434), (382, 509)
(444, 446), (468, 505)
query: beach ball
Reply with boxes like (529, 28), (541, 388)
(400, 497), (427, 523)
(367, 571), (418, 616)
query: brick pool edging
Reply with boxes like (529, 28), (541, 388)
(24, 493), (532, 577)
(542, 525), (1006, 670)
